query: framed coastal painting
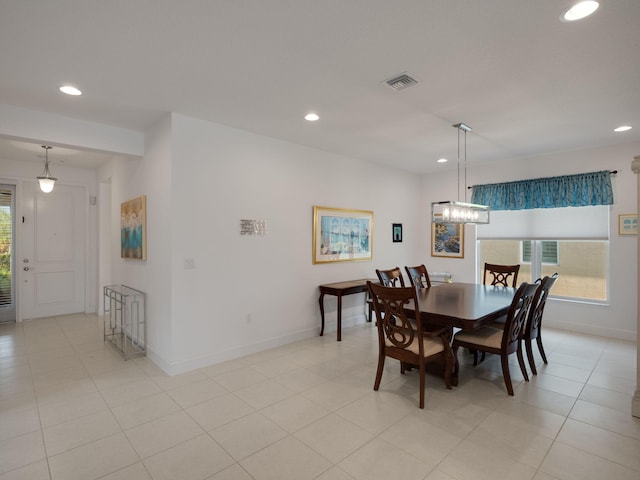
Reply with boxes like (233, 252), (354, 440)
(313, 206), (373, 264)
(618, 214), (638, 235)
(431, 222), (464, 258)
(121, 195), (147, 260)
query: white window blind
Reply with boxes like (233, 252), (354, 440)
(476, 205), (609, 240)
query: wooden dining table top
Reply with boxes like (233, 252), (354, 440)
(404, 282), (516, 330)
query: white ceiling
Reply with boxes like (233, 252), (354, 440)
(1, 0), (639, 173)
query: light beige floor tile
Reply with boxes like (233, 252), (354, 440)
(186, 393), (254, 431)
(0, 431), (46, 475)
(210, 412), (288, 461)
(38, 390), (108, 427)
(0, 459), (50, 480)
(557, 418), (640, 471)
(380, 413), (463, 466)
(271, 367), (328, 393)
(43, 409), (122, 456)
(294, 413), (374, 464)
(48, 433), (139, 480)
(92, 365), (149, 391)
(165, 378), (228, 408)
(540, 441), (639, 480)
(339, 437), (432, 480)
(206, 463), (255, 480)
(569, 399), (640, 440)
(100, 378), (163, 408)
(213, 367), (270, 391)
(143, 434), (234, 480)
(34, 377), (98, 405)
(111, 392), (181, 430)
(536, 362), (592, 383)
(528, 371), (585, 398)
(260, 393), (329, 432)
(437, 438), (537, 480)
(313, 466), (357, 480)
(231, 378), (296, 409)
(513, 381), (577, 416)
(241, 436), (331, 480)
(587, 371), (636, 395)
(482, 400), (566, 439)
(0, 377), (34, 400)
(125, 410), (203, 459)
(335, 391), (413, 435)
(579, 384), (632, 414)
(151, 370), (208, 391)
(99, 462), (152, 480)
(0, 407), (41, 442)
(301, 376), (371, 411)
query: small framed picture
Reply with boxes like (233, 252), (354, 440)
(431, 222), (464, 258)
(618, 214), (638, 235)
(392, 223), (403, 243)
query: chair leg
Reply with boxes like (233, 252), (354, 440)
(367, 303), (372, 323)
(419, 363), (425, 409)
(525, 339), (537, 375)
(452, 344), (460, 380)
(443, 351), (453, 390)
(373, 354), (385, 391)
(500, 354), (515, 396)
(400, 361), (406, 374)
(516, 344), (529, 382)
(536, 335), (548, 364)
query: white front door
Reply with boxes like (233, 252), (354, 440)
(19, 182), (86, 319)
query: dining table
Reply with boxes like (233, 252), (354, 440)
(402, 282), (516, 385)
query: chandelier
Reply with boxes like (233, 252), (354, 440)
(431, 123), (489, 224)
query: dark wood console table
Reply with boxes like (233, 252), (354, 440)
(318, 279), (377, 341)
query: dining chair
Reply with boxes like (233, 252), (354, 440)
(483, 263), (521, 288)
(367, 281), (453, 408)
(452, 281), (538, 395)
(523, 273), (558, 375)
(376, 267), (405, 287)
(405, 264), (432, 290)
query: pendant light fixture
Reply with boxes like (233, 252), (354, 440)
(37, 145), (57, 193)
(431, 123), (490, 224)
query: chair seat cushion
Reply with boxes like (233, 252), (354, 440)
(454, 326), (503, 349)
(385, 336), (444, 357)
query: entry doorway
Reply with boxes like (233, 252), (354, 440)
(0, 184), (16, 323)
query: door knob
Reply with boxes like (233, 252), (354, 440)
(23, 267), (29, 271)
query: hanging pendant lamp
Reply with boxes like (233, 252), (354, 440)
(431, 123), (489, 224)
(37, 145), (57, 193)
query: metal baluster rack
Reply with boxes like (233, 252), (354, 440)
(103, 285), (146, 360)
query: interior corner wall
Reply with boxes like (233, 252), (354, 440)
(163, 113), (423, 374)
(422, 142), (640, 339)
(100, 115), (174, 371)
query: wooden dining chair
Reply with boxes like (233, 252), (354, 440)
(483, 263), (521, 288)
(376, 267), (405, 287)
(368, 281), (453, 408)
(523, 273), (558, 375)
(452, 282), (538, 395)
(405, 264), (432, 290)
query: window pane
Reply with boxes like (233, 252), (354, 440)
(479, 240), (532, 283)
(542, 241), (607, 301)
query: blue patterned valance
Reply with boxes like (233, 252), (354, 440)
(470, 170), (614, 211)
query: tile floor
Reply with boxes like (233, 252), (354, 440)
(0, 313), (639, 480)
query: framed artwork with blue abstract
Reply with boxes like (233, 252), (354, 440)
(431, 222), (464, 258)
(313, 206), (373, 264)
(121, 195), (147, 260)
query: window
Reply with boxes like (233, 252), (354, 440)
(476, 206), (610, 303)
(522, 240), (558, 264)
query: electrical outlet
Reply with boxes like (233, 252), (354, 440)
(184, 258), (195, 269)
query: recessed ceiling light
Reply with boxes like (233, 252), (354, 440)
(60, 85), (82, 96)
(562, 1), (599, 22)
(304, 113), (319, 122)
(437, 158), (448, 163)
(614, 125), (632, 132)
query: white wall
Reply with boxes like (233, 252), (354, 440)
(162, 114), (423, 373)
(422, 141), (640, 339)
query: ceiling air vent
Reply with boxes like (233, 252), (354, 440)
(385, 73), (418, 91)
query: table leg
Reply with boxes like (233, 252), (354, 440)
(336, 294), (342, 341)
(318, 292), (325, 336)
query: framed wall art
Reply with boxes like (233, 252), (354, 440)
(431, 222), (464, 258)
(392, 223), (403, 243)
(121, 195), (147, 260)
(618, 213), (638, 235)
(313, 206), (373, 264)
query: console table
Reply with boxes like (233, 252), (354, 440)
(318, 278), (377, 341)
